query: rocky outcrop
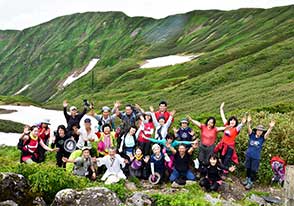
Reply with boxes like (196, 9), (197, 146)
(51, 187), (122, 206)
(126, 192), (153, 206)
(0, 173), (33, 206)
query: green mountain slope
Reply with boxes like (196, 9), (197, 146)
(0, 5), (293, 113)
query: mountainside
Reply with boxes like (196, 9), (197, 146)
(0, 6), (293, 114)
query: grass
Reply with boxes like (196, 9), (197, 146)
(0, 119), (25, 133)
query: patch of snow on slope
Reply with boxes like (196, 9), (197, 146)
(63, 58), (99, 87)
(140, 54), (200, 69)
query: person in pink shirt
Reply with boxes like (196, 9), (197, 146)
(187, 115), (226, 172)
(136, 112), (154, 156)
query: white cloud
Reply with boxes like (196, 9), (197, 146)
(0, 0), (293, 30)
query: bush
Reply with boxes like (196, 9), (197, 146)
(151, 183), (210, 206)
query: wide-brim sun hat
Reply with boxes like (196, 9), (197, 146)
(41, 119), (51, 125)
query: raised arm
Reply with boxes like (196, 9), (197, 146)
(150, 106), (159, 127)
(264, 120), (275, 139)
(247, 114), (252, 135)
(187, 115), (201, 128)
(165, 110), (175, 128)
(63, 100), (70, 120)
(188, 140), (199, 155)
(165, 142), (177, 155)
(220, 102), (227, 125)
(236, 116), (247, 132)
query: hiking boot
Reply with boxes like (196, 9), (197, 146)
(245, 181), (253, 190)
(242, 177), (249, 186)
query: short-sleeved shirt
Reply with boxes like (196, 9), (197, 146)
(200, 124), (217, 147)
(73, 157), (93, 176)
(222, 123), (243, 145)
(174, 151), (191, 172)
(246, 133), (265, 160)
(76, 128), (97, 149)
(177, 127), (193, 141)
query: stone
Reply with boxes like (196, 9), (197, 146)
(126, 192), (153, 206)
(125, 181), (138, 191)
(246, 194), (269, 206)
(0, 173), (33, 206)
(0, 200), (18, 206)
(51, 187), (122, 206)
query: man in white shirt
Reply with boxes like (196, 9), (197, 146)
(76, 118), (97, 149)
(97, 147), (128, 184)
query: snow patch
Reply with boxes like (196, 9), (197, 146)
(14, 84), (30, 95)
(63, 58), (99, 87)
(140, 55), (200, 69)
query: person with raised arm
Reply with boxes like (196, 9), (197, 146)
(136, 111), (154, 156)
(63, 100), (88, 131)
(242, 114), (275, 190)
(187, 115), (226, 174)
(150, 106), (175, 140)
(167, 141), (199, 186)
(62, 147), (96, 180)
(19, 126), (58, 164)
(214, 102), (246, 176)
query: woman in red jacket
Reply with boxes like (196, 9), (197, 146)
(20, 126), (57, 164)
(214, 102), (246, 175)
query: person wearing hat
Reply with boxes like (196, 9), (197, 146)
(89, 103), (116, 132)
(173, 118), (195, 146)
(62, 146), (96, 180)
(150, 106), (175, 140)
(136, 111), (155, 156)
(76, 118), (97, 150)
(242, 114), (275, 190)
(37, 118), (51, 162)
(63, 100), (88, 131)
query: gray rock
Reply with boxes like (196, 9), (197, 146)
(126, 192), (153, 206)
(33, 196), (46, 206)
(247, 194), (269, 206)
(0, 173), (33, 206)
(0, 200), (18, 206)
(51, 187), (122, 206)
(125, 181), (137, 191)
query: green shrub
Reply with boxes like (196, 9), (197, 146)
(151, 183), (210, 206)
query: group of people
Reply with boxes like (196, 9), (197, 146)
(17, 100), (275, 190)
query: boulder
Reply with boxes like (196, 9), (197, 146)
(0, 200), (18, 206)
(0, 173), (33, 206)
(51, 187), (122, 206)
(126, 192), (153, 206)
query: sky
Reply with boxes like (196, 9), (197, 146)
(0, 0), (293, 30)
